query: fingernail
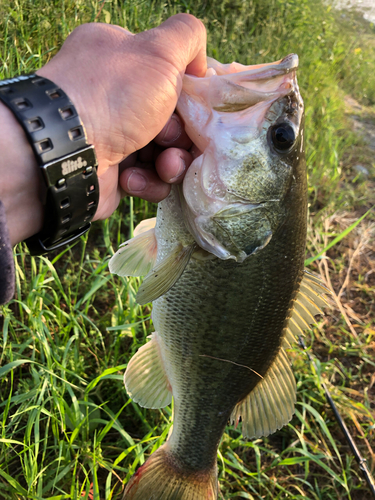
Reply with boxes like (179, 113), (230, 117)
(160, 116), (182, 144)
(169, 158), (186, 183)
(127, 171), (147, 192)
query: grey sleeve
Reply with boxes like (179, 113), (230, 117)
(0, 200), (15, 305)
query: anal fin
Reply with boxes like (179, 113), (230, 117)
(231, 347), (296, 439)
(124, 332), (172, 409)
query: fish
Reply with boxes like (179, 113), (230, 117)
(109, 54), (330, 500)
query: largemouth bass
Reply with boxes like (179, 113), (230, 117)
(109, 54), (329, 499)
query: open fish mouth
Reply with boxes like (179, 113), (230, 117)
(207, 53), (299, 79)
(177, 54), (304, 262)
(180, 54), (301, 149)
(206, 54), (299, 113)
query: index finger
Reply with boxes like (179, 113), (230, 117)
(142, 14), (207, 78)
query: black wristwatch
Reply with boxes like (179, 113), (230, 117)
(0, 73), (99, 255)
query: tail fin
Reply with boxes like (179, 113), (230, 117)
(123, 445), (218, 499)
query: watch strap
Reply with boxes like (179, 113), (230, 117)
(0, 74), (99, 255)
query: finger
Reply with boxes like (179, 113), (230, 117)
(105, 15), (207, 159)
(156, 148), (193, 184)
(154, 114), (192, 150)
(145, 14), (207, 78)
(94, 163), (122, 221)
(119, 167), (171, 203)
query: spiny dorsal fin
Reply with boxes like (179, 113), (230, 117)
(124, 332), (172, 409)
(136, 243), (197, 305)
(231, 347), (296, 439)
(287, 269), (332, 340)
(109, 219), (157, 277)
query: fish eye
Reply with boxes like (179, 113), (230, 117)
(270, 123), (296, 152)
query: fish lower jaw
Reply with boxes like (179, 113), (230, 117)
(191, 219), (248, 262)
(217, 251), (248, 263)
(196, 241), (247, 262)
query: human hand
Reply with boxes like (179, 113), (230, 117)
(37, 14), (207, 220)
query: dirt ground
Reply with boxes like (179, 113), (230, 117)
(333, 0), (375, 24)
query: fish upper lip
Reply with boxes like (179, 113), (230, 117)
(239, 54), (299, 82)
(279, 53), (299, 70)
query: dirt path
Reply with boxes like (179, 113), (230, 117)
(345, 95), (375, 154)
(333, 0), (375, 24)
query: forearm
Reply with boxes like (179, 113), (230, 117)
(0, 102), (43, 246)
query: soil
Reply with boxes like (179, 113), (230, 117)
(345, 95), (375, 154)
(333, 0), (375, 24)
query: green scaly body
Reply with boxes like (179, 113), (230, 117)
(152, 158), (306, 473)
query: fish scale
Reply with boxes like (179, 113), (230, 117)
(109, 54), (329, 499)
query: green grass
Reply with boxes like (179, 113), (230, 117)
(1, 0), (375, 499)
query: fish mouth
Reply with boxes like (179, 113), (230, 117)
(206, 53), (298, 80)
(205, 54), (300, 114)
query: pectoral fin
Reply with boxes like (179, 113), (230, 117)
(231, 347), (296, 439)
(136, 243), (196, 305)
(124, 332), (172, 409)
(109, 219), (157, 277)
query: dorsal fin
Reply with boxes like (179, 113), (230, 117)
(231, 347), (296, 439)
(287, 269), (332, 341)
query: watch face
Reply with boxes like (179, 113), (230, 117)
(37, 146), (99, 249)
(43, 145), (98, 185)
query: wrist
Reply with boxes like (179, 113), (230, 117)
(35, 61), (115, 172)
(0, 101), (43, 246)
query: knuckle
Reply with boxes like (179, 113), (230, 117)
(66, 22), (111, 47)
(67, 23), (94, 40)
(173, 13), (206, 36)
